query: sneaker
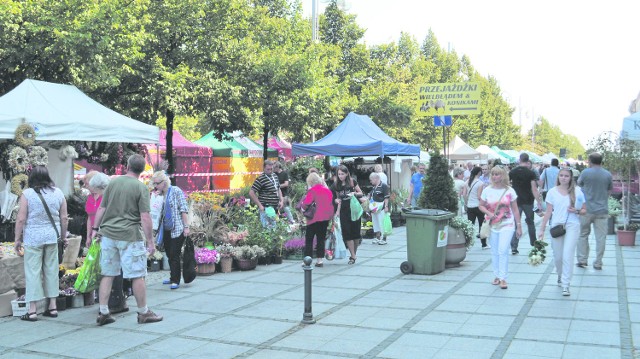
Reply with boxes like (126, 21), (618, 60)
(97, 313), (115, 326)
(482, 244), (491, 250)
(162, 280), (171, 285)
(170, 283), (179, 290)
(576, 262), (587, 268)
(137, 310), (163, 324)
(372, 238), (380, 245)
(511, 249), (519, 255)
(562, 287), (570, 296)
(378, 239), (387, 245)
(593, 265), (602, 270)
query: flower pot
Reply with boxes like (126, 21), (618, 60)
(65, 296), (73, 308)
(196, 262), (216, 275)
(445, 227), (467, 268)
(617, 230), (636, 246)
(83, 291), (95, 306)
(272, 255), (283, 264)
(258, 256), (272, 265)
(56, 296), (67, 311)
(236, 258), (257, 271)
(286, 252), (304, 261)
(71, 295), (84, 308)
(220, 257), (233, 273)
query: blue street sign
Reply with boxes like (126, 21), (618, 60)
(433, 115), (452, 127)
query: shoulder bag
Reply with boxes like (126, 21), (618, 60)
(36, 191), (63, 263)
(479, 189), (508, 239)
(549, 213), (569, 239)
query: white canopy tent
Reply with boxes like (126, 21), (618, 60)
(444, 136), (487, 162)
(0, 79), (159, 143)
(0, 79), (159, 195)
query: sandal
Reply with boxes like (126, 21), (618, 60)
(348, 257), (356, 265)
(491, 278), (500, 285)
(20, 312), (38, 322)
(500, 280), (508, 289)
(43, 309), (58, 318)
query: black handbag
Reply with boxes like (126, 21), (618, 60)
(550, 215), (568, 238)
(182, 237), (197, 284)
(303, 201), (317, 219)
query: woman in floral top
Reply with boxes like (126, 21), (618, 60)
(479, 166), (521, 289)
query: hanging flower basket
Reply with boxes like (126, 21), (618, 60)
(28, 146), (48, 166)
(14, 123), (35, 148)
(8, 147), (28, 173)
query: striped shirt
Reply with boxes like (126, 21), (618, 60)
(251, 173), (280, 208)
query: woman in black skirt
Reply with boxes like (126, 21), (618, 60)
(331, 165), (363, 265)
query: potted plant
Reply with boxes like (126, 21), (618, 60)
(232, 245), (265, 270)
(217, 243), (235, 273)
(194, 247), (220, 275)
(589, 133), (640, 233)
(389, 188), (408, 227)
(617, 223), (639, 246)
(283, 237), (305, 260)
(608, 196), (622, 235)
(445, 216), (474, 267)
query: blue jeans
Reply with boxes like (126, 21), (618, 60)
(511, 203), (536, 250)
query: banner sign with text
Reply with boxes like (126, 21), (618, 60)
(417, 82), (481, 116)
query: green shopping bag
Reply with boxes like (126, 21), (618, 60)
(383, 212), (393, 236)
(350, 195), (363, 221)
(74, 241), (101, 293)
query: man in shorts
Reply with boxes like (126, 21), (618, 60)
(91, 154), (162, 326)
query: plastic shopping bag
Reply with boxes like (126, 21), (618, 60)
(333, 216), (348, 260)
(74, 240), (101, 293)
(350, 195), (363, 221)
(325, 231), (335, 261)
(383, 212), (393, 236)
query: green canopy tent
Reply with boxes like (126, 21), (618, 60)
(195, 132), (250, 191)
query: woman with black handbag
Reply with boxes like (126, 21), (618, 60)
(537, 168), (586, 296)
(151, 171), (190, 290)
(300, 172), (334, 267)
(14, 166), (68, 321)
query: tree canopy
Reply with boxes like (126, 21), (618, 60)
(0, 0), (584, 164)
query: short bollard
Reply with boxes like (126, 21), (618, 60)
(301, 256), (315, 324)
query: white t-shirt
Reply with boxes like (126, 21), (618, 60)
(545, 186), (585, 226)
(480, 186), (518, 231)
(466, 179), (482, 208)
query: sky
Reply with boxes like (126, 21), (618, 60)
(303, 0), (640, 147)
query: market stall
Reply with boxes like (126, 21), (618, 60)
(195, 132), (250, 192)
(147, 130), (213, 192)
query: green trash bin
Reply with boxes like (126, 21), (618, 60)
(401, 209), (455, 275)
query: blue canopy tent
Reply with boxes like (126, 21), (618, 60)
(292, 112), (420, 157)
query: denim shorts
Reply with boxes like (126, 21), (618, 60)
(100, 236), (148, 279)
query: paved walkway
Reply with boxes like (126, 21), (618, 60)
(1, 223), (638, 359)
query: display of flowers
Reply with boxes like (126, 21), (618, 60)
(28, 146), (48, 166)
(8, 146), (28, 173)
(150, 250), (163, 261)
(59, 272), (78, 290)
(528, 239), (548, 266)
(195, 247), (221, 264)
(283, 237), (305, 255)
(59, 288), (78, 297)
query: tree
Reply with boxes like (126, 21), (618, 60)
(418, 153), (458, 212)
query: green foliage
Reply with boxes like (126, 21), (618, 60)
(418, 153), (458, 212)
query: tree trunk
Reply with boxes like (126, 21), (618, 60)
(263, 124), (269, 162)
(166, 109), (175, 183)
